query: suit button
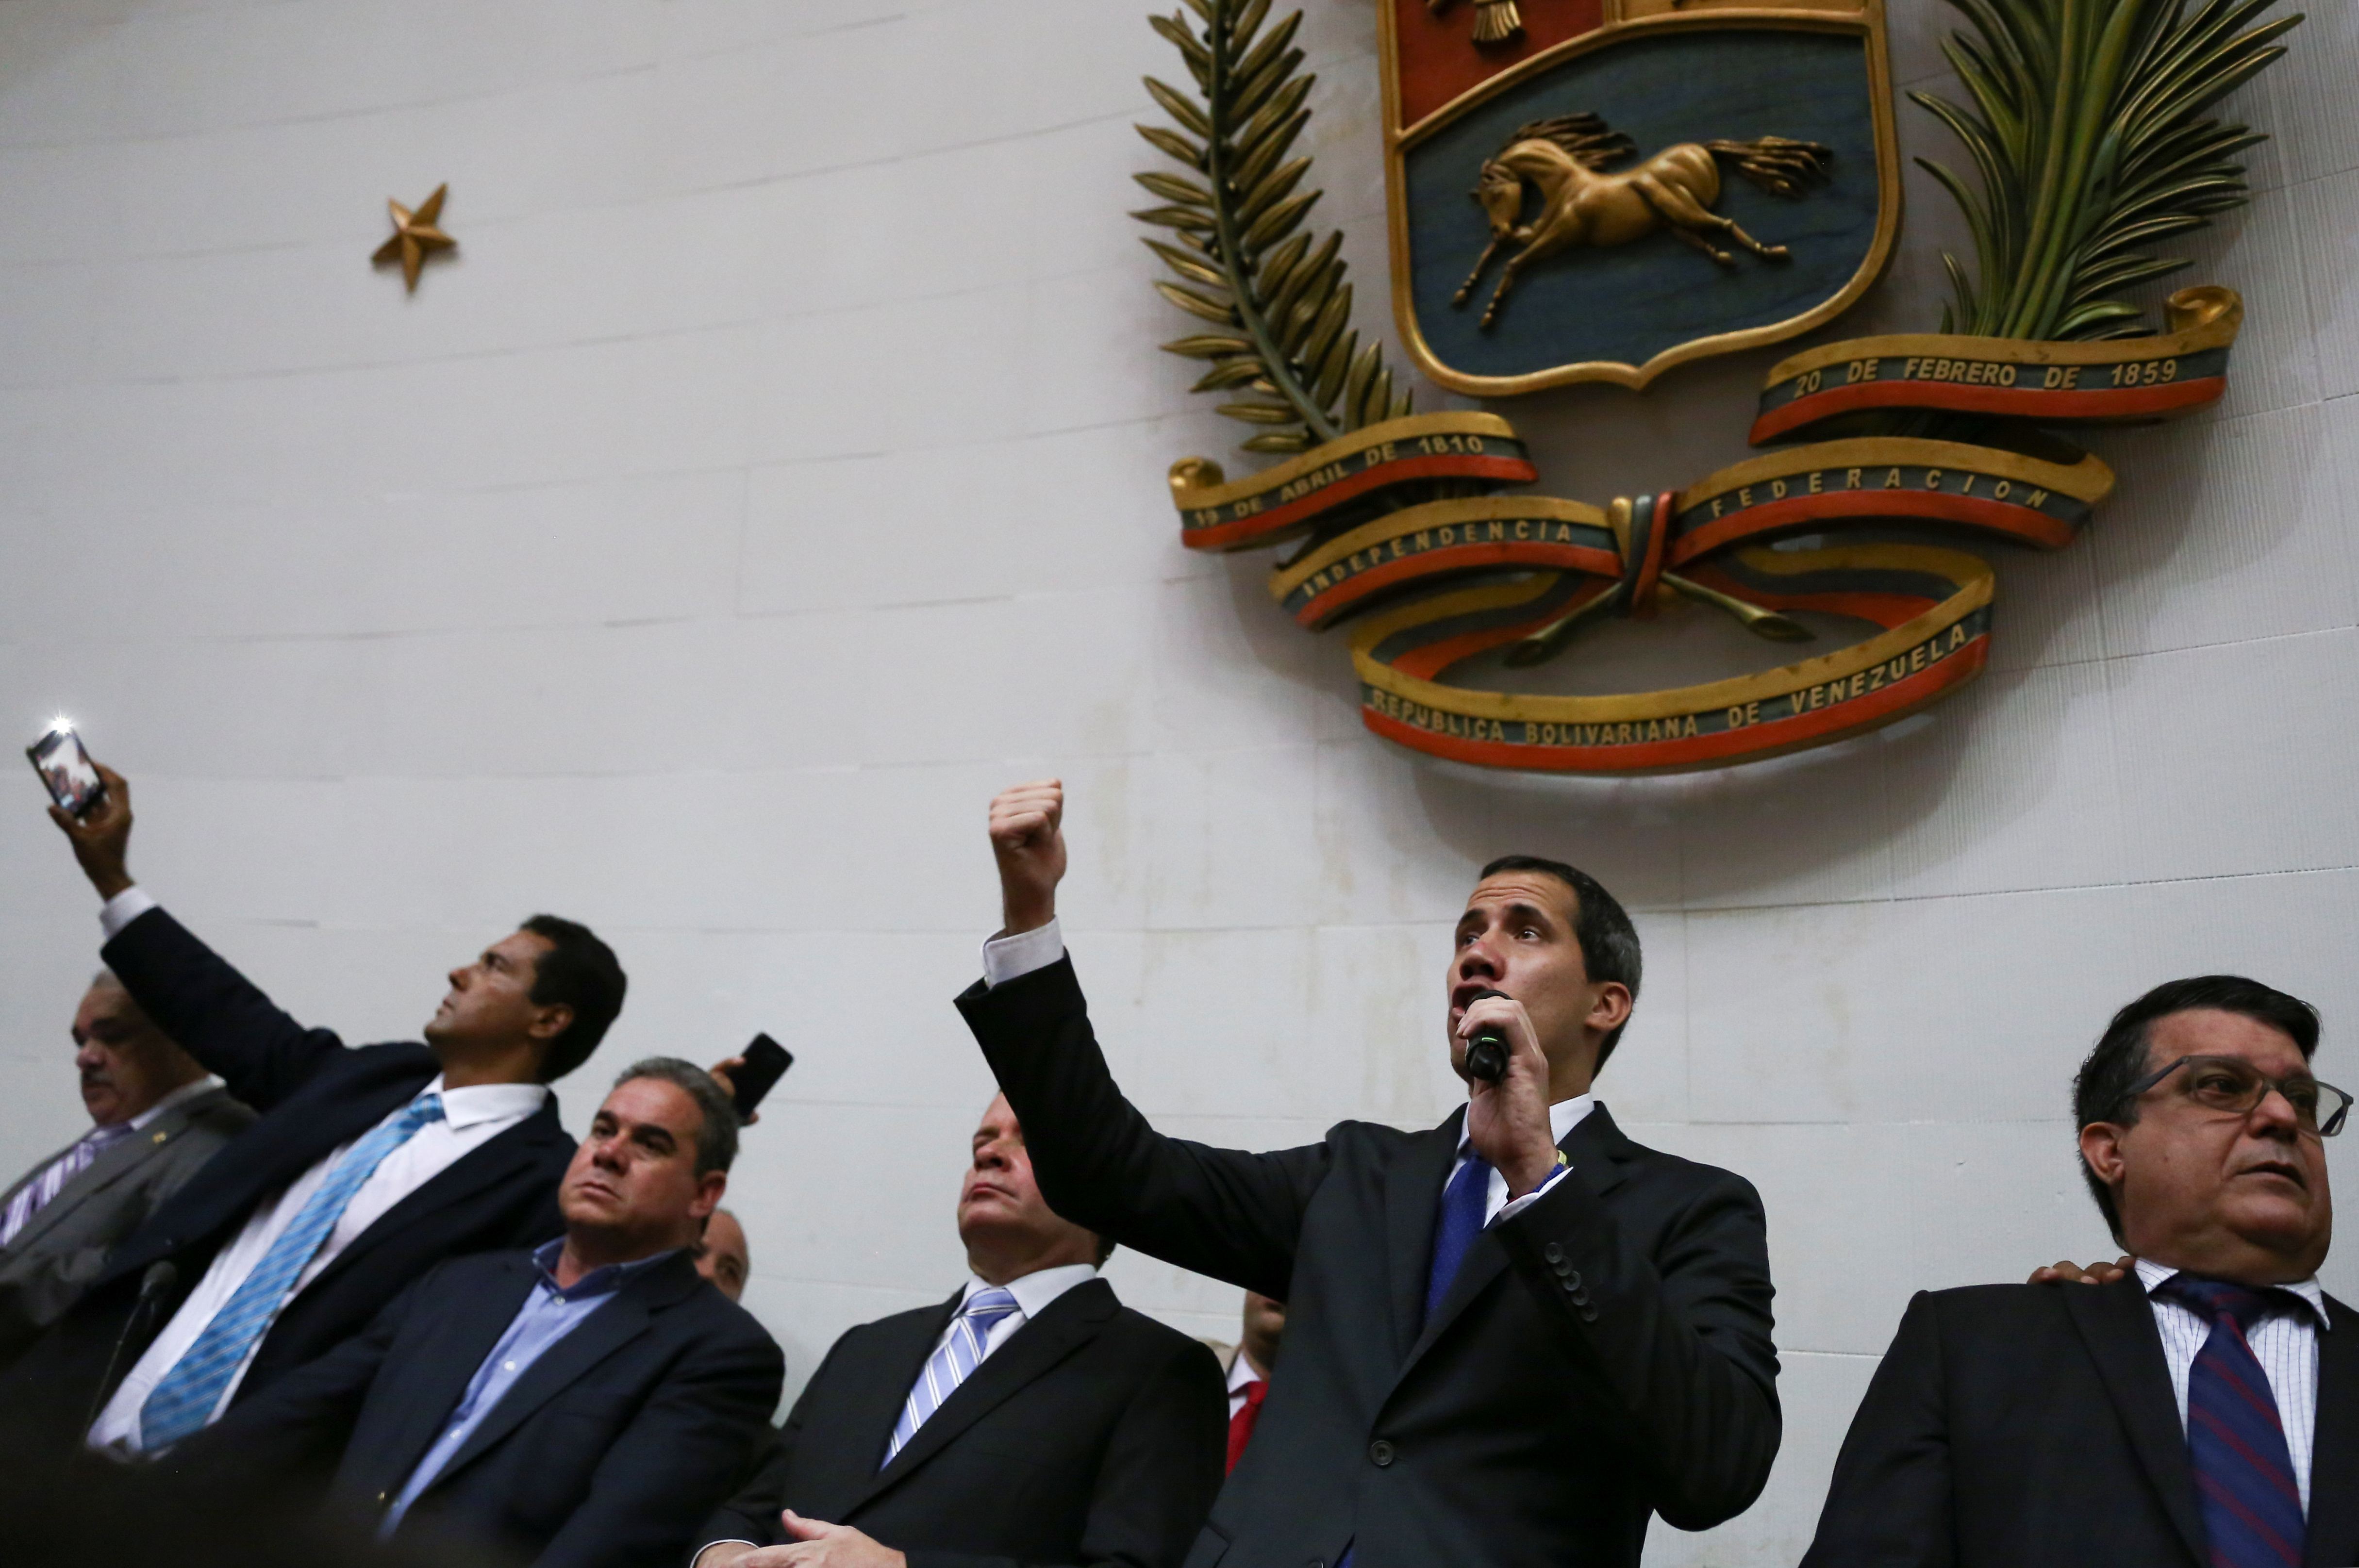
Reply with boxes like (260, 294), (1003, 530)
(1579, 1306), (1598, 1323)
(1561, 1276), (1579, 1293)
(1542, 1241), (1564, 1265)
(1571, 1287), (1590, 1307)
(1564, 1271), (1580, 1290)
(1369, 1439), (1395, 1467)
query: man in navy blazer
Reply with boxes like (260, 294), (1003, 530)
(955, 780), (1779, 1568)
(170, 1058), (783, 1568)
(6, 764), (623, 1450)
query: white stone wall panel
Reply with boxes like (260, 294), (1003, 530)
(4, 2), (2356, 1562)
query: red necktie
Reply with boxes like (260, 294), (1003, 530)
(1227, 1378), (1267, 1472)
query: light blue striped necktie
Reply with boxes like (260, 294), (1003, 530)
(883, 1286), (1021, 1468)
(138, 1090), (446, 1450)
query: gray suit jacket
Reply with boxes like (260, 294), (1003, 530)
(0, 1085), (252, 1368)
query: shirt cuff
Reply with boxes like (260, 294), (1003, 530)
(693, 1542), (758, 1565)
(981, 917), (1065, 989)
(1494, 1159), (1571, 1224)
(99, 887), (158, 941)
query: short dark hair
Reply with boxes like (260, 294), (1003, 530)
(2071, 974), (2322, 1242)
(1478, 855), (1644, 1069)
(615, 1056), (739, 1175)
(520, 914), (627, 1082)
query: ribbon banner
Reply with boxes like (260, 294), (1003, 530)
(1170, 286), (2243, 774)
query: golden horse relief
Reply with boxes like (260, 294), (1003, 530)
(1454, 114), (1833, 328)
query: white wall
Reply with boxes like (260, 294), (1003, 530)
(2, 0), (2355, 1561)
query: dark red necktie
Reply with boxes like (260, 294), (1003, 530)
(2156, 1275), (2306, 1568)
(1226, 1378), (1267, 1472)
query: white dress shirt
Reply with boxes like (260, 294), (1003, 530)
(2135, 1257), (2327, 1515)
(982, 917), (1588, 1218)
(88, 895), (550, 1453)
(98, 885), (162, 941)
(1226, 1338), (1265, 1418)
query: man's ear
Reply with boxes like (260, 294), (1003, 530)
(692, 1169), (728, 1221)
(2079, 1121), (2128, 1190)
(1586, 982), (1633, 1039)
(527, 1002), (576, 1043)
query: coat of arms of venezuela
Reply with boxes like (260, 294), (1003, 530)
(1133, 0), (2297, 774)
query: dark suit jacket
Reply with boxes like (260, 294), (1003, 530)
(956, 958), (1779, 1568)
(1801, 1274), (2359, 1568)
(0, 1085), (252, 1370)
(703, 1276), (1227, 1568)
(170, 1247), (783, 1568)
(0, 907), (574, 1438)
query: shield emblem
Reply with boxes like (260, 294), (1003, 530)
(1381, 0), (1900, 393)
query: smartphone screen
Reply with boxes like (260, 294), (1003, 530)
(26, 727), (104, 817)
(731, 1033), (794, 1120)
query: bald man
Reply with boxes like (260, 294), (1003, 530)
(697, 1209), (749, 1302)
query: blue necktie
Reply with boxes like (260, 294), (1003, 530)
(138, 1091), (446, 1449)
(884, 1287), (1022, 1467)
(1423, 1147), (1491, 1328)
(2157, 1275), (2306, 1568)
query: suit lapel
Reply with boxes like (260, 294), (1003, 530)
(2304, 1294), (2359, 1568)
(1392, 1103), (1634, 1379)
(2, 1101), (216, 1257)
(1380, 1112), (1463, 1364)
(850, 1278), (1116, 1514)
(5, 1131), (151, 1255)
(112, 1060), (433, 1281)
(2064, 1273), (2207, 1567)
(431, 1252), (700, 1485)
(375, 1255), (541, 1484)
(817, 1294), (962, 1514)
(299, 1101), (566, 1298)
(0, 1137), (76, 1213)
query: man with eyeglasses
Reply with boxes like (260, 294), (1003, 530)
(1801, 974), (2357, 1568)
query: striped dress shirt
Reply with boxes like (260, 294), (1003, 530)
(2136, 1258), (2327, 1515)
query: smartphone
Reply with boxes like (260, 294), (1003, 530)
(26, 726), (105, 818)
(730, 1033), (794, 1120)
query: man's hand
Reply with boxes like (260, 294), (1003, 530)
(2028, 1255), (2134, 1286)
(707, 1056), (759, 1126)
(1458, 993), (1559, 1199)
(725, 1513), (908, 1568)
(988, 779), (1066, 936)
(48, 762), (134, 901)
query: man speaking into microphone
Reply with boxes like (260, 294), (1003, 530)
(955, 781), (1779, 1568)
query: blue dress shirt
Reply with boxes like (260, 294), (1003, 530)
(381, 1239), (679, 1535)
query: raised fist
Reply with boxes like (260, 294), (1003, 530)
(988, 779), (1066, 935)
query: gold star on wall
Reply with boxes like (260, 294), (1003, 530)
(371, 183), (456, 293)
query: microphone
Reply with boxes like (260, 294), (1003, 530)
(1463, 987), (1512, 1083)
(86, 1260), (177, 1442)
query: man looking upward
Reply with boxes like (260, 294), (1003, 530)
(5, 763), (618, 1451)
(955, 780), (1779, 1568)
(693, 1093), (1224, 1568)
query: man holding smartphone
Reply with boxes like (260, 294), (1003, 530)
(6, 762), (624, 1454)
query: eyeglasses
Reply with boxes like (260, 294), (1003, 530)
(2123, 1054), (2352, 1138)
